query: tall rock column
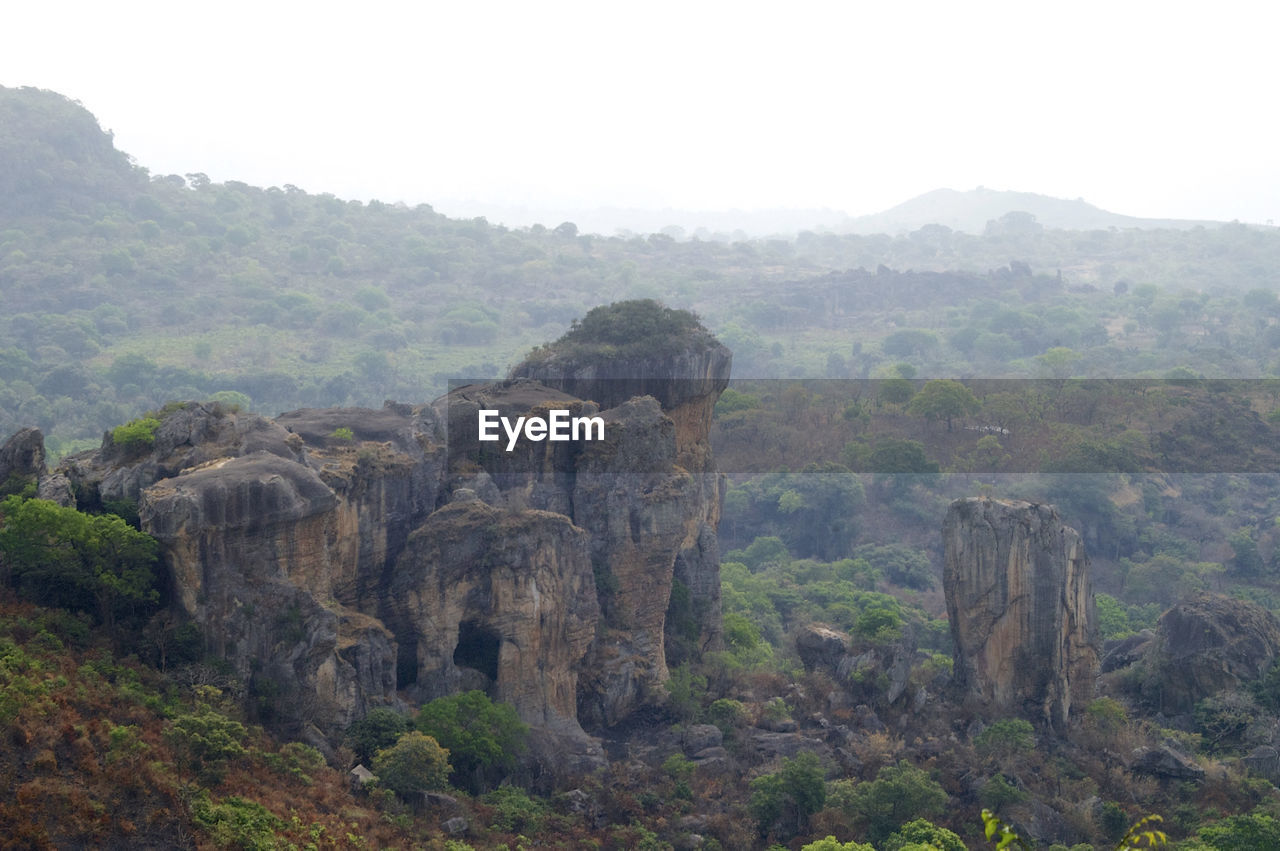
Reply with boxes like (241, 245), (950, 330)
(944, 497), (1099, 730)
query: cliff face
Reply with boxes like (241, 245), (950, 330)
(48, 335), (729, 766)
(944, 497), (1099, 731)
(511, 340), (731, 672)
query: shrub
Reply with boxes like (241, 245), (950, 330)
(372, 731), (451, 799)
(189, 792), (284, 849)
(111, 416), (161, 451)
(974, 718), (1035, 762)
(485, 786), (546, 833)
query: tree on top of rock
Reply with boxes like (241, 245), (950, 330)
(536, 299), (715, 361)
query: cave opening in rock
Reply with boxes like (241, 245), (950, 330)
(396, 637), (418, 689)
(453, 620), (500, 682)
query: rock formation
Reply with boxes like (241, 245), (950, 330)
(943, 497), (1099, 730)
(35, 313), (730, 774)
(1138, 592), (1280, 714)
(0, 426), (46, 492)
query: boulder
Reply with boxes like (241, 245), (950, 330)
(1130, 745), (1205, 781)
(944, 498), (1098, 730)
(681, 724), (723, 755)
(795, 623), (850, 671)
(0, 426), (45, 491)
(1244, 746), (1280, 783)
(1139, 592), (1280, 714)
(1101, 630), (1154, 673)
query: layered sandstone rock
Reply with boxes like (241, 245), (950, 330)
(436, 382), (721, 727)
(511, 334), (731, 670)
(45, 321), (729, 766)
(387, 500), (599, 738)
(943, 497), (1098, 730)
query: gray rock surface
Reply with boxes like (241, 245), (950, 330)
(1130, 744), (1205, 781)
(0, 426), (45, 490)
(1139, 592), (1280, 713)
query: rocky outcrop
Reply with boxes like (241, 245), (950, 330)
(511, 333), (731, 672)
(387, 500), (598, 730)
(63, 401), (308, 506)
(45, 320), (729, 767)
(1138, 592), (1280, 714)
(0, 426), (46, 492)
(1130, 744), (1205, 781)
(795, 623), (851, 671)
(943, 498), (1099, 730)
(437, 381), (723, 728)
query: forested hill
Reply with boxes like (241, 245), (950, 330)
(4, 85), (1280, 454)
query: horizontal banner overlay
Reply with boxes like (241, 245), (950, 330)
(449, 379), (1280, 473)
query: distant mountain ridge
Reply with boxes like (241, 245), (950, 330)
(440, 188), (1226, 238)
(839, 187), (1223, 235)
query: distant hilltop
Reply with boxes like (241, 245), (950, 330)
(840, 187), (1224, 236)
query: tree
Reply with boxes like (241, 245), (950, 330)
(1197, 812), (1280, 850)
(0, 495), (159, 633)
(882, 329), (939, 359)
(801, 838), (875, 851)
(883, 818), (966, 851)
(748, 751), (827, 839)
(878, 377), (916, 407)
(415, 690), (527, 793)
(907, 379), (980, 431)
(840, 761), (948, 844)
(865, 439), (939, 474)
(371, 731), (451, 799)
(165, 702), (249, 785)
(1035, 346), (1082, 378)
(345, 707), (410, 764)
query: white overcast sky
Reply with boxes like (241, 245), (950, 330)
(3, 1), (1277, 224)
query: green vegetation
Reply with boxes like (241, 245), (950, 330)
(110, 415), (161, 451)
(414, 690), (528, 793)
(832, 762), (949, 845)
(0, 495), (159, 635)
(539, 298), (713, 361)
(749, 751), (828, 839)
(370, 730), (452, 799)
(344, 706), (410, 763)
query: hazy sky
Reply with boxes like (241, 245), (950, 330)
(3, 1), (1278, 225)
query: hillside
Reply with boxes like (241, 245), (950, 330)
(5, 86), (1280, 458)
